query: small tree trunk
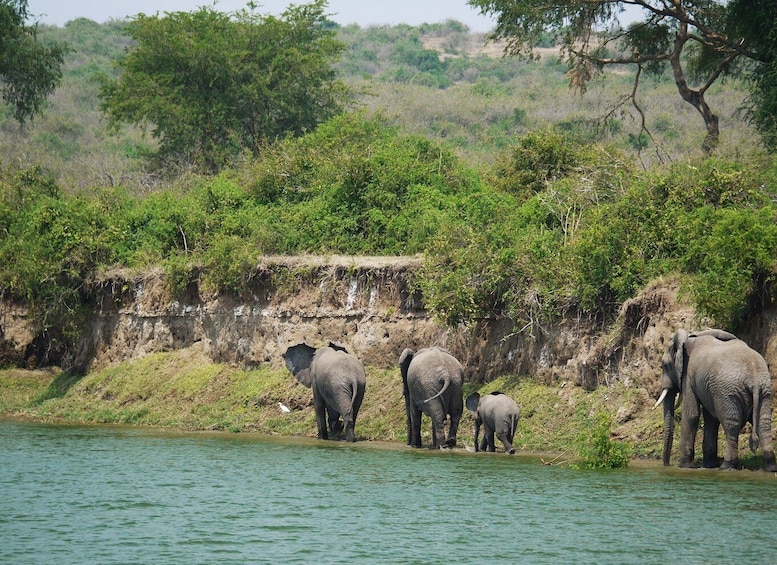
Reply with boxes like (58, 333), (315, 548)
(670, 24), (720, 153)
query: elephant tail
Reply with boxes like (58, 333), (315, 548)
(348, 379), (360, 417)
(417, 375), (450, 408)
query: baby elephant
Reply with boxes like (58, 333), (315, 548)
(466, 392), (520, 454)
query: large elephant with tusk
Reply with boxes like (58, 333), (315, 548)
(655, 328), (777, 471)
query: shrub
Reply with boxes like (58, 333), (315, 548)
(572, 410), (630, 469)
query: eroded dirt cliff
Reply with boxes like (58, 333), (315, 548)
(2, 256), (777, 401)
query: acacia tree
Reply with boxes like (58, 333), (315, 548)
(0, 0), (68, 124)
(99, 0), (351, 173)
(468, 0), (772, 153)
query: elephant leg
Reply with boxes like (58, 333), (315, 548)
(479, 435), (488, 452)
(720, 426), (740, 470)
(313, 393), (328, 440)
(404, 395), (413, 446)
(757, 398), (777, 472)
(409, 408), (423, 448)
(701, 407), (721, 468)
(327, 407), (343, 436)
(485, 425), (496, 453)
(679, 399), (700, 468)
(343, 418), (356, 443)
(433, 417), (448, 449)
(473, 420), (482, 452)
(446, 412), (461, 448)
(497, 431), (515, 455)
(763, 451), (777, 473)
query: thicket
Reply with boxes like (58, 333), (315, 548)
(1, 17), (776, 368)
(2, 113), (777, 367)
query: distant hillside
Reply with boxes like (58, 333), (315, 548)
(0, 19), (759, 191)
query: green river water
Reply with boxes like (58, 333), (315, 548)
(1, 420), (776, 564)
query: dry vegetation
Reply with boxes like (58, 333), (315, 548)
(0, 19), (761, 191)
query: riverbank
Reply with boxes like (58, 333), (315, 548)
(6, 346), (777, 471)
(0, 343), (667, 460)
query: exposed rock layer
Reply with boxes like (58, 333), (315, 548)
(2, 257), (776, 398)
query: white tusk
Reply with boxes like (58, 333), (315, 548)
(653, 388), (668, 410)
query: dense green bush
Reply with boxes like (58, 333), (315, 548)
(0, 167), (114, 356)
(420, 131), (777, 329)
(572, 410), (630, 469)
(1, 121), (777, 367)
(236, 111), (476, 255)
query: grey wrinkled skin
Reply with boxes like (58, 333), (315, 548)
(657, 329), (777, 471)
(466, 391), (520, 454)
(399, 347), (463, 449)
(284, 343), (366, 443)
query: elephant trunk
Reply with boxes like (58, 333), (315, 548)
(661, 389), (677, 466)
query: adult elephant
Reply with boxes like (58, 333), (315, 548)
(399, 347), (463, 449)
(284, 342), (366, 443)
(466, 391), (520, 454)
(655, 329), (777, 471)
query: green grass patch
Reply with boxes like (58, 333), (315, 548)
(1, 349), (663, 461)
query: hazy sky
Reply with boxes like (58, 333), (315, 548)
(28, 1), (497, 32)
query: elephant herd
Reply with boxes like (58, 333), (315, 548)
(284, 328), (777, 471)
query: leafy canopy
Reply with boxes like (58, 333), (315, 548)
(2, 123), (777, 366)
(0, 0), (68, 123)
(98, 0), (352, 173)
(728, 0), (777, 149)
(468, 0), (775, 153)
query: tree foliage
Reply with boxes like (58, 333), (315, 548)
(468, 0), (775, 153)
(98, 0), (351, 173)
(727, 0), (777, 149)
(1, 121), (777, 365)
(0, 0), (68, 123)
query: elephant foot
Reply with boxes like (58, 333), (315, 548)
(719, 459), (740, 471)
(762, 453), (777, 472)
(702, 457), (722, 469)
(678, 459), (699, 469)
(446, 438), (457, 448)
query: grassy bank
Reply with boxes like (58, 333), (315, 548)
(0, 346), (666, 463)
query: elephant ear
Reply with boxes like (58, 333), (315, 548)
(399, 349), (415, 391)
(673, 330), (689, 389)
(465, 392), (481, 412)
(691, 328), (737, 342)
(283, 343), (317, 388)
(328, 341), (349, 353)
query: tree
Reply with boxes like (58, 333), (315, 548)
(0, 0), (68, 124)
(728, 0), (777, 149)
(468, 0), (771, 153)
(99, 1), (351, 173)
